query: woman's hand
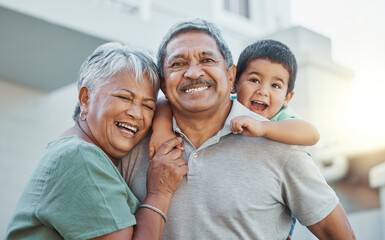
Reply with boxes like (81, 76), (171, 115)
(147, 137), (188, 200)
(149, 128), (181, 160)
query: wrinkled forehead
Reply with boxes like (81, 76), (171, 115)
(165, 32), (222, 60)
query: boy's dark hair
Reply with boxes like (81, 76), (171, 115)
(236, 39), (297, 94)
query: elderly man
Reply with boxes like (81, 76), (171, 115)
(120, 19), (355, 239)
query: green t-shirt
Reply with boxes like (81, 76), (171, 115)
(6, 136), (140, 240)
(270, 106), (299, 121)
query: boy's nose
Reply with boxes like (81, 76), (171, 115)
(257, 85), (269, 97)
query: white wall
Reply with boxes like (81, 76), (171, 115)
(0, 80), (77, 238)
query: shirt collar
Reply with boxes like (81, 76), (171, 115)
(172, 99), (268, 141)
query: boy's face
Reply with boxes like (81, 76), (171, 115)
(235, 58), (294, 119)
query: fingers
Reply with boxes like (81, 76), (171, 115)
(230, 117), (245, 134)
(154, 137), (183, 156)
(175, 143), (184, 151)
(179, 164), (189, 176)
(149, 145), (155, 160)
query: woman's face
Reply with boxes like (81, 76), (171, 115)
(84, 70), (156, 161)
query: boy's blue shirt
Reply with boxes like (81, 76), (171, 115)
(270, 106), (299, 121)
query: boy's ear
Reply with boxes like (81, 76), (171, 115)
(79, 86), (91, 113)
(283, 90), (294, 107)
(227, 64), (237, 92)
(160, 77), (168, 98)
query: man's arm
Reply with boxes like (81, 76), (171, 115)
(307, 203), (356, 239)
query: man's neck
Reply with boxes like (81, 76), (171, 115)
(173, 100), (232, 149)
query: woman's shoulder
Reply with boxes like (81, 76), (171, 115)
(45, 136), (110, 170)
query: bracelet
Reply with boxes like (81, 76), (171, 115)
(139, 204), (167, 223)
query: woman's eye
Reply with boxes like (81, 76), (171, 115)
(143, 105), (155, 111)
(117, 96), (132, 101)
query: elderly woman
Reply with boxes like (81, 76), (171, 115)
(6, 42), (188, 240)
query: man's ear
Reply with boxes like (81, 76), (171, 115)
(160, 77), (168, 99)
(283, 90), (294, 107)
(228, 64), (237, 92)
(79, 86), (91, 113)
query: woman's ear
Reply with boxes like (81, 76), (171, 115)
(283, 90), (294, 107)
(79, 86), (91, 113)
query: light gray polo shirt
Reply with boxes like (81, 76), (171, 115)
(120, 100), (339, 240)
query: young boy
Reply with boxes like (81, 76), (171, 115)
(150, 39), (319, 156)
(149, 39), (319, 239)
(229, 39), (319, 145)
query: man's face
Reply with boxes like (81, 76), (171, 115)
(162, 32), (235, 116)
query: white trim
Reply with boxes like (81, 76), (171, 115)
(211, 0), (263, 38)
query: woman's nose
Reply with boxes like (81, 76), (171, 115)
(126, 103), (143, 120)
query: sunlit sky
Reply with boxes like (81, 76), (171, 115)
(291, 0), (385, 147)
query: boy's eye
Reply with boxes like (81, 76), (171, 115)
(250, 78), (260, 84)
(272, 84), (281, 89)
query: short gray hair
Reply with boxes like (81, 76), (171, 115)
(157, 18), (233, 78)
(73, 42), (160, 122)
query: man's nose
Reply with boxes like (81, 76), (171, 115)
(184, 63), (204, 79)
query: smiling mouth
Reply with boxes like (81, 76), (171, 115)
(115, 122), (138, 136)
(184, 86), (209, 93)
(251, 100), (268, 112)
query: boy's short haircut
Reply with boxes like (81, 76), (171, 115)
(236, 39), (297, 94)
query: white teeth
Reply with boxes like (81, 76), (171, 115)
(116, 122), (138, 133)
(253, 101), (267, 106)
(185, 86), (208, 93)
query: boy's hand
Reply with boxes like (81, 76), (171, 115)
(230, 116), (266, 137)
(149, 129), (183, 159)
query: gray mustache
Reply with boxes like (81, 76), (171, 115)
(178, 79), (215, 90)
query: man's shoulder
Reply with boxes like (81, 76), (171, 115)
(220, 134), (311, 159)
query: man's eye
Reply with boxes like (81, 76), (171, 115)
(171, 62), (184, 67)
(202, 58), (215, 63)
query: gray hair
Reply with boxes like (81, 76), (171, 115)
(157, 18), (233, 78)
(73, 42), (160, 122)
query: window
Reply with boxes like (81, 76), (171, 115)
(224, 0), (250, 19)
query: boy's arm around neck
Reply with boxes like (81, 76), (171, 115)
(262, 118), (320, 145)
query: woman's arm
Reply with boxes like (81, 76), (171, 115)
(231, 116), (320, 145)
(92, 137), (188, 240)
